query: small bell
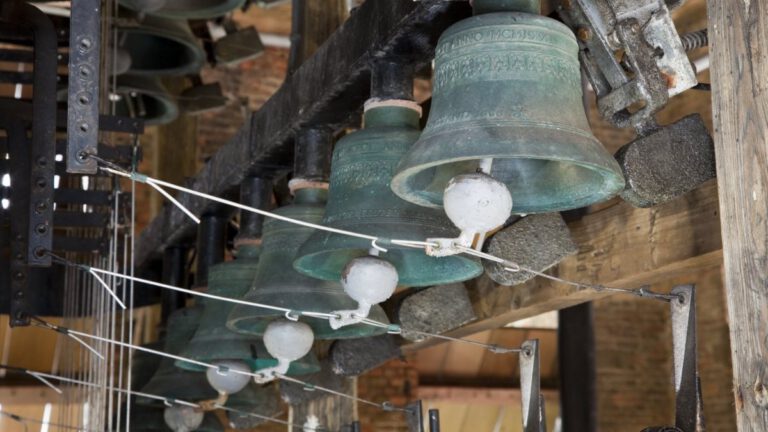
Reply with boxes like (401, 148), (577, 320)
(391, 0), (625, 214)
(178, 245), (320, 377)
(227, 188), (389, 339)
(140, 306), (219, 405)
(118, 13), (205, 76)
(224, 383), (282, 429)
(294, 101), (483, 287)
(112, 75), (179, 125)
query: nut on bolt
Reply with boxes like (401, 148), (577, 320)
(577, 27), (593, 41)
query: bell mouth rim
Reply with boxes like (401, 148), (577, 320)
(391, 125), (626, 212)
(114, 78), (180, 126)
(392, 156), (626, 212)
(120, 0), (247, 20)
(226, 307), (391, 340)
(118, 27), (205, 76)
(294, 242), (484, 288)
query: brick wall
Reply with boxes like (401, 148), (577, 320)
(358, 358), (420, 432)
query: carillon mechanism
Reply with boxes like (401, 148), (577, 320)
(228, 129), (390, 339)
(294, 61), (483, 289)
(3, 0), (756, 431)
(392, 0), (625, 215)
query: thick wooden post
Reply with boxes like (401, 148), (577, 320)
(707, 1), (768, 430)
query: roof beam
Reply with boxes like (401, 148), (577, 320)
(135, 0), (471, 267)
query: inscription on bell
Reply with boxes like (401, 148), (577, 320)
(436, 26), (570, 58)
(434, 52), (579, 92)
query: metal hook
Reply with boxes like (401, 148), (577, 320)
(284, 310), (300, 321)
(370, 238), (388, 254)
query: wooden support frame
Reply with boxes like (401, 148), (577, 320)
(136, 0), (471, 268)
(707, 1), (768, 430)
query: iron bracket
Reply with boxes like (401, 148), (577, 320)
(557, 0), (697, 129)
(66, 0), (101, 173)
(670, 285), (704, 432)
(520, 339), (546, 432)
(404, 400), (425, 432)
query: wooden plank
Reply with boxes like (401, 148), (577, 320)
(405, 181), (723, 353)
(135, 0), (472, 268)
(706, 1), (768, 430)
(418, 386), (558, 406)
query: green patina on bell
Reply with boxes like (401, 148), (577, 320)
(140, 306), (219, 405)
(119, 14), (205, 76)
(225, 383), (282, 429)
(391, 0), (625, 214)
(294, 104), (483, 286)
(114, 75), (179, 126)
(227, 188), (389, 339)
(120, 0), (246, 20)
(132, 341), (165, 391)
(177, 246), (320, 375)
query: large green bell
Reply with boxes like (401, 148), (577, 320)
(224, 383), (281, 429)
(119, 14), (205, 76)
(294, 104), (483, 286)
(140, 306), (219, 405)
(390, 0), (625, 214)
(177, 246), (320, 375)
(120, 0), (246, 20)
(113, 75), (179, 125)
(227, 188), (389, 339)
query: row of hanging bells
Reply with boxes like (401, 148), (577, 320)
(128, 1), (626, 429)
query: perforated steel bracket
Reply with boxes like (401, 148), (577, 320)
(66, 0), (101, 173)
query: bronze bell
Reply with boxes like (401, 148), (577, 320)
(224, 383), (282, 429)
(227, 188), (389, 339)
(140, 306), (218, 405)
(294, 103), (483, 286)
(391, 0), (625, 214)
(177, 245), (320, 376)
(118, 14), (205, 76)
(113, 75), (179, 125)
(120, 0), (246, 20)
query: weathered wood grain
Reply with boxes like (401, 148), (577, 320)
(707, 1), (768, 430)
(405, 181), (723, 353)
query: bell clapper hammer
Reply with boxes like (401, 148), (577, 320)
(253, 320), (315, 384)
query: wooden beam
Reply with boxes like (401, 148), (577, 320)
(0, 386), (72, 404)
(707, 1), (768, 430)
(405, 181), (723, 353)
(135, 0), (472, 268)
(417, 386), (558, 406)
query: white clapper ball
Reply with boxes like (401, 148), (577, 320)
(341, 256), (398, 306)
(206, 360), (251, 395)
(443, 173), (513, 234)
(263, 320), (314, 362)
(164, 405), (204, 432)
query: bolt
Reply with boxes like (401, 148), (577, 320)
(36, 201), (47, 213)
(15, 252), (23, 260)
(36, 177), (46, 189)
(14, 271), (24, 280)
(577, 27), (593, 41)
(15, 291), (23, 299)
(36, 223), (48, 234)
(15, 233), (22, 241)
(37, 156), (47, 167)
